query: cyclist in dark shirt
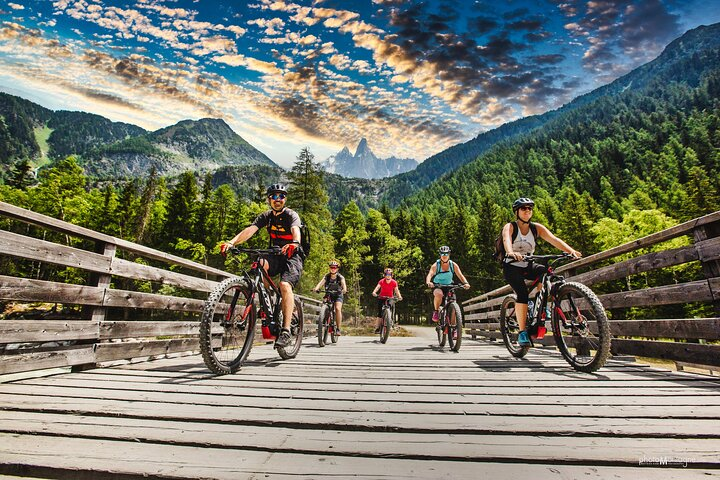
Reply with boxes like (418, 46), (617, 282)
(221, 184), (303, 347)
(313, 260), (348, 334)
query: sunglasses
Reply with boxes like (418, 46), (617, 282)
(329, 266), (339, 269)
(519, 206), (533, 211)
(440, 253), (449, 257)
(385, 273), (392, 276)
(269, 193), (286, 200)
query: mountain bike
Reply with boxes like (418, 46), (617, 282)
(499, 253), (611, 372)
(431, 283), (464, 352)
(317, 289), (340, 347)
(377, 296), (398, 344)
(199, 246), (304, 375)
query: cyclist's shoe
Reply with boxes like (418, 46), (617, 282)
(373, 327), (381, 334)
(431, 311), (439, 322)
(517, 330), (531, 346)
(275, 329), (292, 347)
(335, 327), (342, 336)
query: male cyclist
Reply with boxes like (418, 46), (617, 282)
(313, 260), (348, 335)
(502, 197), (581, 346)
(371, 268), (403, 333)
(425, 246), (470, 324)
(221, 184), (303, 347)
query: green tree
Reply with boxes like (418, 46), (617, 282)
(164, 171), (199, 252)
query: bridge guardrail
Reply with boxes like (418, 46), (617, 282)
(462, 210), (720, 367)
(0, 201), (322, 375)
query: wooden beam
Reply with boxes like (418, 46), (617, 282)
(598, 279), (715, 309)
(0, 321), (99, 344)
(0, 346), (96, 375)
(610, 318), (720, 341)
(102, 289), (206, 312)
(0, 275), (105, 305)
(612, 339), (720, 367)
(0, 229), (111, 272)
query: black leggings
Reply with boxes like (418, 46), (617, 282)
(503, 263), (547, 304)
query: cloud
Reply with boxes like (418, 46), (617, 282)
(8, 3), (24, 10)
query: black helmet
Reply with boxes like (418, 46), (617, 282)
(439, 245), (451, 254)
(512, 197), (535, 212)
(266, 184), (287, 196)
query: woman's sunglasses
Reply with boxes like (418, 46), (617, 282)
(329, 266), (339, 270)
(519, 206), (533, 211)
(269, 193), (286, 200)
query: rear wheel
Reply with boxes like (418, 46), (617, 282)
(500, 295), (529, 358)
(277, 298), (304, 360)
(317, 304), (329, 347)
(199, 277), (256, 375)
(447, 302), (463, 352)
(380, 308), (391, 344)
(551, 282), (611, 373)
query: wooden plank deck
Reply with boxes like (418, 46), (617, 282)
(1, 331), (719, 479)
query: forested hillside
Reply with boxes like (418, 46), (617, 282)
(1, 24), (719, 321)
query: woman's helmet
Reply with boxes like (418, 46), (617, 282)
(266, 184), (287, 196)
(512, 197), (535, 212)
(439, 245), (451, 255)
(329, 260), (340, 267)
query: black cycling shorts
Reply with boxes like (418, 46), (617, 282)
(262, 253), (304, 288)
(327, 291), (344, 303)
(502, 262), (546, 304)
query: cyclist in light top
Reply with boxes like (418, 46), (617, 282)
(426, 246), (470, 322)
(371, 268), (403, 333)
(502, 197), (581, 346)
(313, 260), (348, 335)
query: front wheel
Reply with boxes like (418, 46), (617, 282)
(500, 295), (529, 358)
(317, 304), (329, 347)
(447, 302), (463, 352)
(380, 308), (391, 344)
(551, 282), (611, 373)
(199, 277), (256, 375)
(277, 298), (304, 360)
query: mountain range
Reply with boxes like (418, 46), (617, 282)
(0, 95), (277, 178)
(320, 138), (417, 179)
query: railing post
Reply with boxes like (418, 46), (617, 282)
(694, 220), (720, 317)
(90, 242), (116, 322)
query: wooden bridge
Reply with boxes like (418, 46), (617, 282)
(1, 201), (719, 478)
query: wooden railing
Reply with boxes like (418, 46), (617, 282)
(462, 210), (720, 367)
(0, 201), (321, 375)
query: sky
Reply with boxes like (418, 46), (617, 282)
(1, 0), (719, 168)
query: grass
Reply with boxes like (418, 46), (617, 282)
(33, 125), (53, 168)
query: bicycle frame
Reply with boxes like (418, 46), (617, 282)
(232, 247), (284, 340)
(437, 285), (463, 330)
(521, 254), (572, 339)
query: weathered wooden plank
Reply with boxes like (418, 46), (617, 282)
(0, 392), (718, 437)
(99, 321), (202, 339)
(102, 289), (206, 311)
(1, 433), (710, 480)
(0, 276), (105, 305)
(696, 236), (720, 263)
(2, 411), (719, 466)
(24, 375), (720, 405)
(555, 211), (720, 274)
(0, 320), (99, 344)
(612, 339), (720, 367)
(598, 279), (714, 309)
(570, 245), (699, 286)
(0, 346), (96, 375)
(94, 338), (200, 362)
(0, 201), (116, 244)
(109, 257), (218, 292)
(0, 229), (111, 272)
(610, 318), (720, 340)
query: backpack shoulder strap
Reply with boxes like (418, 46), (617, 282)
(511, 221), (519, 241)
(449, 260), (455, 276)
(529, 221), (538, 238)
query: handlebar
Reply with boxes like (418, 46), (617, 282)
(377, 295), (400, 301)
(230, 246), (283, 256)
(506, 253), (575, 266)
